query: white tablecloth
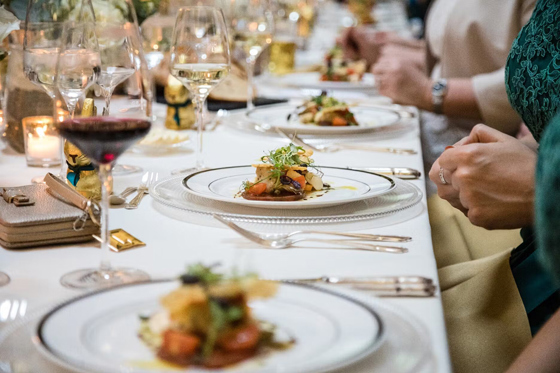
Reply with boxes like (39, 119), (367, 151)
(0, 100), (451, 372)
(0, 1), (451, 372)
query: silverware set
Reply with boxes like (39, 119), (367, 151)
(126, 172), (159, 210)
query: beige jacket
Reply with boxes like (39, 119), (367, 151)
(425, 0), (536, 133)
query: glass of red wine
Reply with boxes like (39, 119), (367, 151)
(56, 113), (152, 289)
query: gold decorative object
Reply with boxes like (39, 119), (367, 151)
(93, 229), (146, 252)
(164, 76), (195, 130)
(269, 39), (297, 74)
(64, 98), (104, 201)
(348, 0), (376, 25)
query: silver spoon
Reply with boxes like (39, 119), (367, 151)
(109, 187), (137, 205)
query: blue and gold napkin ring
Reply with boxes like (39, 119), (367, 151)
(0, 188), (35, 207)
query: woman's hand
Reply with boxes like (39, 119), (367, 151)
(429, 124), (537, 230)
(372, 52), (432, 108)
(339, 28), (405, 66)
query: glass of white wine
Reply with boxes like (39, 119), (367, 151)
(230, 0), (274, 111)
(170, 6), (231, 171)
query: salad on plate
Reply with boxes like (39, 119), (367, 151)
(240, 144), (328, 201)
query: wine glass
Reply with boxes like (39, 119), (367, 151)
(55, 104), (152, 290)
(230, 0), (274, 111)
(96, 23), (138, 116)
(55, 22), (101, 118)
(24, 0), (96, 181)
(170, 6), (231, 170)
(91, 0), (153, 175)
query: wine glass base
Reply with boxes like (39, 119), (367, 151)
(0, 272), (10, 287)
(112, 164), (143, 176)
(60, 267), (150, 290)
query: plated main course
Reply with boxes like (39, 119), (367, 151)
(291, 92), (359, 127)
(240, 144), (328, 201)
(139, 264), (293, 368)
(320, 46), (367, 82)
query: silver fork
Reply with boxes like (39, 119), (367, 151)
(125, 172), (158, 210)
(276, 128), (417, 155)
(214, 215), (411, 242)
(213, 215), (408, 253)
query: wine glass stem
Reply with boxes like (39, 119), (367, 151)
(98, 163), (113, 273)
(246, 60), (256, 111)
(194, 96), (206, 170)
(102, 88), (115, 116)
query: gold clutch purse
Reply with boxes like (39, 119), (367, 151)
(0, 173), (100, 249)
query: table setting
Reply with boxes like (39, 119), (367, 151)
(0, 0), (450, 372)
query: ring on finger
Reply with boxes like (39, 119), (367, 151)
(439, 167), (449, 185)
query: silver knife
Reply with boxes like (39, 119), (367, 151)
(285, 276), (436, 297)
(292, 275), (433, 285)
(349, 167), (422, 180)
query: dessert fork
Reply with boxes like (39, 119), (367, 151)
(213, 215), (408, 253)
(214, 215), (411, 242)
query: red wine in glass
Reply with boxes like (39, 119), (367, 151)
(56, 116), (151, 289)
(57, 117), (151, 164)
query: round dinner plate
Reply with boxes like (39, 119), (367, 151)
(182, 166), (396, 210)
(36, 281), (385, 373)
(269, 72), (376, 91)
(246, 104), (401, 135)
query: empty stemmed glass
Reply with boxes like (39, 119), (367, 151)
(55, 22), (101, 118)
(169, 6), (231, 171)
(230, 0), (274, 111)
(23, 0), (95, 180)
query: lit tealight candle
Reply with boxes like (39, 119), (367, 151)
(22, 116), (62, 167)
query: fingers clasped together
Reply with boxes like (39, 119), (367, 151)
(429, 124), (537, 230)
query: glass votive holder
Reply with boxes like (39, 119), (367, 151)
(22, 116), (62, 168)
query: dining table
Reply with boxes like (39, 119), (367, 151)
(0, 1), (452, 372)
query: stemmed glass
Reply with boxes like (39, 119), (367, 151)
(92, 0), (152, 175)
(55, 107), (152, 290)
(23, 0), (95, 180)
(230, 0), (274, 111)
(96, 24), (137, 116)
(55, 22), (101, 118)
(169, 6), (231, 170)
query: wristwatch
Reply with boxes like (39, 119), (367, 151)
(432, 79), (448, 114)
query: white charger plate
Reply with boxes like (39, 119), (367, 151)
(270, 72), (375, 91)
(182, 166), (396, 210)
(36, 281), (385, 373)
(245, 104), (401, 135)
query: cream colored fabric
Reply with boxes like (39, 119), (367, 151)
(425, 0), (536, 132)
(429, 195), (531, 372)
(440, 250), (532, 373)
(428, 195), (523, 268)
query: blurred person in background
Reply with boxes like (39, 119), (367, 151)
(341, 0), (536, 179)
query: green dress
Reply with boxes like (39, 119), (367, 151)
(505, 0), (560, 334)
